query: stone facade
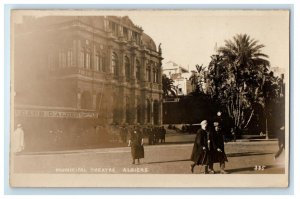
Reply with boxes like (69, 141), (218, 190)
(14, 16), (163, 127)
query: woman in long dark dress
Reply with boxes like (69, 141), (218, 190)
(128, 125), (144, 164)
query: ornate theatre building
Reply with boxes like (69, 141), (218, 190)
(13, 16), (163, 150)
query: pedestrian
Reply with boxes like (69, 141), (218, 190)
(231, 127), (236, 142)
(161, 126), (166, 143)
(214, 111), (230, 142)
(274, 126), (285, 159)
(154, 126), (159, 144)
(212, 122), (229, 174)
(12, 124), (25, 153)
(128, 125), (144, 164)
(190, 120), (214, 174)
(120, 123), (128, 144)
(148, 125), (154, 145)
(214, 111), (223, 123)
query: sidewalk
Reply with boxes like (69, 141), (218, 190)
(19, 136), (278, 156)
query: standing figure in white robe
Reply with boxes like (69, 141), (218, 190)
(12, 124), (25, 153)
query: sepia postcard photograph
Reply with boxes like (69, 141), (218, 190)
(9, 9), (289, 187)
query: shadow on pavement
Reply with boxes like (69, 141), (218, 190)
(146, 159), (190, 164)
(227, 152), (274, 157)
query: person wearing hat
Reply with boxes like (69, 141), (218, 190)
(212, 122), (228, 174)
(128, 125), (144, 164)
(120, 123), (128, 144)
(190, 120), (215, 174)
(12, 124), (25, 153)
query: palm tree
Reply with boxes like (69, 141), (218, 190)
(162, 74), (176, 97)
(207, 34), (270, 132)
(189, 64), (207, 94)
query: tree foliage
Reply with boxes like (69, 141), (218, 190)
(204, 34), (283, 131)
(189, 64), (206, 95)
(162, 74), (177, 97)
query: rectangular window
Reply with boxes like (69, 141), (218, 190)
(101, 57), (106, 72)
(67, 50), (73, 67)
(153, 70), (156, 83)
(123, 27), (128, 40)
(147, 68), (151, 82)
(80, 51), (84, 68)
(85, 53), (90, 69)
(95, 54), (101, 71)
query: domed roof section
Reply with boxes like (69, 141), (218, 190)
(142, 33), (157, 51)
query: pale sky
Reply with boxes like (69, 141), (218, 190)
(127, 10), (289, 72)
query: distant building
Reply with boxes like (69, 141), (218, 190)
(270, 66), (286, 80)
(162, 61), (192, 96)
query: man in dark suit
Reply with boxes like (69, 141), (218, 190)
(212, 122), (229, 174)
(190, 120), (215, 174)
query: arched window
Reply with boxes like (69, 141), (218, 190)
(136, 59), (141, 82)
(80, 48), (85, 68)
(125, 96), (130, 123)
(85, 50), (91, 69)
(137, 98), (142, 124)
(153, 100), (159, 125)
(125, 56), (130, 81)
(147, 99), (151, 123)
(95, 52), (100, 71)
(112, 52), (118, 77)
(146, 64), (151, 82)
(67, 49), (73, 67)
(153, 69), (157, 83)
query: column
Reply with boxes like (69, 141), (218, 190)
(141, 56), (147, 82)
(131, 95), (137, 124)
(77, 40), (82, 68)
(72, 39), (77, 67)
(77, 92), (81, 109)
(106, 45), (112, 73)
(144, 98), (148, 124)
(150, 99), (154, 125)
(119, 49), (125, 82)
(140, 94), (146, 125)
(159, 99), (163, 125)
(119, 88), (126, 125)
(92, 92), (97, 110)
(106, 86), (114, 124)
(131, 51), (136, 84)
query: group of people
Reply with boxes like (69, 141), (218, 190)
(144, 125), (166, 145)
(190, 120), (229, 174)
(119, 124), (166, 145)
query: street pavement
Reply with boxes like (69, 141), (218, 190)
(13, 134), (285, 174)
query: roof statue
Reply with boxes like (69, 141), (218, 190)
(158, 43), (162, 54)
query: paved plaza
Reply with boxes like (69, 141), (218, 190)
(13, 134), (285, 174)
